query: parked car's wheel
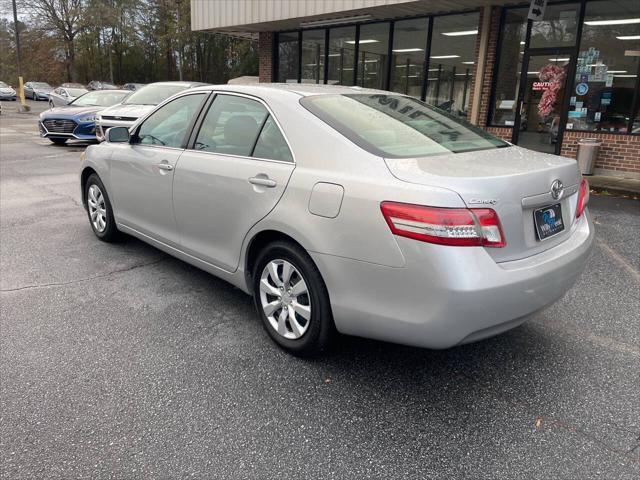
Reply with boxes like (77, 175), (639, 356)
(84, 173), (119, 242)
(49, 138), (67, 145)
(253, 240), (335, 356)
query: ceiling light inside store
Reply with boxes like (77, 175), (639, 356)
(431, 55), (460, 59)
(392, 48), (423, 53)
(613, 74), (637, 77)
(346, 39), (378, 44)
(442, 30), (478, 36)
(605, 70), (627, 73)
(549, 58), (570, 62)
(461, 61), (474, 64)
(616, 35), (640, 40)
(584, 18), (640, 26)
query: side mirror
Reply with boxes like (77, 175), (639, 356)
(107, 126), (130, 143)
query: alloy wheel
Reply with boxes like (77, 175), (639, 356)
(87, 184), (107, 233)
(259, 259), (311, 340)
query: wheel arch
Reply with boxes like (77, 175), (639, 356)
(80, 167), (99, 209)
(244, 229), (310, 295)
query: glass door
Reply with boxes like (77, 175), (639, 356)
(513, 49), (575, 154)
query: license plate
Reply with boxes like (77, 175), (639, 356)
(534, 203), (564, 240)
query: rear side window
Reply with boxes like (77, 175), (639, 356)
(300, 93), (508, 158)
(194, 94), (293, 162)
(135, 94), (205, 148)
(253, 116), (293, 162)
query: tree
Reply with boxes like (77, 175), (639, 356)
(27, 0), (85, 81)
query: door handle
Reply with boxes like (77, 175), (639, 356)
(249, 176), (277, 188)
(157, 163), (174, 171)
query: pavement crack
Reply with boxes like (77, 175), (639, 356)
(0, 258), (167, 293)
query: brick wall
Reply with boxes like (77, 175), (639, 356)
(561, 131), (640, 175)
(486, 127), (513, 142)
(476, 7), (502, 129)
(258, 32), (273, 83)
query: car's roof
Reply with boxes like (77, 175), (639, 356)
(87, 89), (130, 94)
(189, 83), (384, 98)
(146, 81), (207, 88)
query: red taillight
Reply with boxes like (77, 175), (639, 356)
(380, 202), (506, 248)
(575, 178), (589, 218)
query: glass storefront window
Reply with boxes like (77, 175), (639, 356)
(390, 18), (429, 97)
(301, 30), (326, 84)
(277, 32), (299, 83)
(327, 26), (356, 85)
(529, 3), (579, 48)
(426, 12), (479, 118)
(357, 22), (390, 89)
(490, 8), (528, 126)
(567, 0), (640, 133)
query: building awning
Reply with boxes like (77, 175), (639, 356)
(191, 0), (509, 35)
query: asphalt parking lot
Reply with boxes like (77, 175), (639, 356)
(1, 99), (639, 479)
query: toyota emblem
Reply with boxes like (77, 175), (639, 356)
(550, 179), (564, 200)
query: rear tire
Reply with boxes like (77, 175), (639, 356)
(49, 138), (67, 145)
(253, 240), (335, 356)
(84, 173), (119, 242)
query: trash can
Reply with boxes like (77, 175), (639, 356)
(576, 138), (601, 175)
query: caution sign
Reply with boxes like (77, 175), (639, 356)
(528, 0), (547, 21)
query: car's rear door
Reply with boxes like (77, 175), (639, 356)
(172, 92), (295, 272)
(109, 92), (208, 247)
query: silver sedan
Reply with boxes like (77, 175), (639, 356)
(79, 84), (594, 356)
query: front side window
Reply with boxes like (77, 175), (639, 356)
(426, 12), (480, 118)
(567, 0), (640, 134)
(135, 94), (205, 148)
(301, 93), (507, 158)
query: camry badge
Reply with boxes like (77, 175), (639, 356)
(469, 198), (498, 205)
(550, 179), (564, 200)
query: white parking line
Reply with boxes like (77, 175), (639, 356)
(597, 239), (640, 284)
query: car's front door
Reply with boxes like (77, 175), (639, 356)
(173, 93), (295, 272)
(109, 92), (208, 246)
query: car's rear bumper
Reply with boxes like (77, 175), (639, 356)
(311, 210), (594, 349)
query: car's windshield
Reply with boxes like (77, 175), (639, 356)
(123, 84), (189, 105)
(301, 93), (508, 158)
(33, 82), (51, 88)
(66, 88), (88, 97)
(0, 81), (8, 88)
(71, 90), (128, 107)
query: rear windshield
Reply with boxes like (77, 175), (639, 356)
(300, 93), (508, 158)
(123, 84), (188, 106)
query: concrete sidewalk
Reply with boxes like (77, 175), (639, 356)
(587, 175), (640, 196)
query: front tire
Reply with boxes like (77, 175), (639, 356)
(253, 241), (335, 356)
(84, 174), (119, 242)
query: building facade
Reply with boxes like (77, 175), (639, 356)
(191, 0), (640, 177)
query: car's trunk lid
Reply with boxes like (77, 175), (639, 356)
(384, 146), (582, 262)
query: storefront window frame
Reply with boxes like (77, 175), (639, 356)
(487, 0), (640, 136)
(273, 9), (480, 106)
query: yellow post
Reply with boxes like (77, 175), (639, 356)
(17, 76), (29, 112)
